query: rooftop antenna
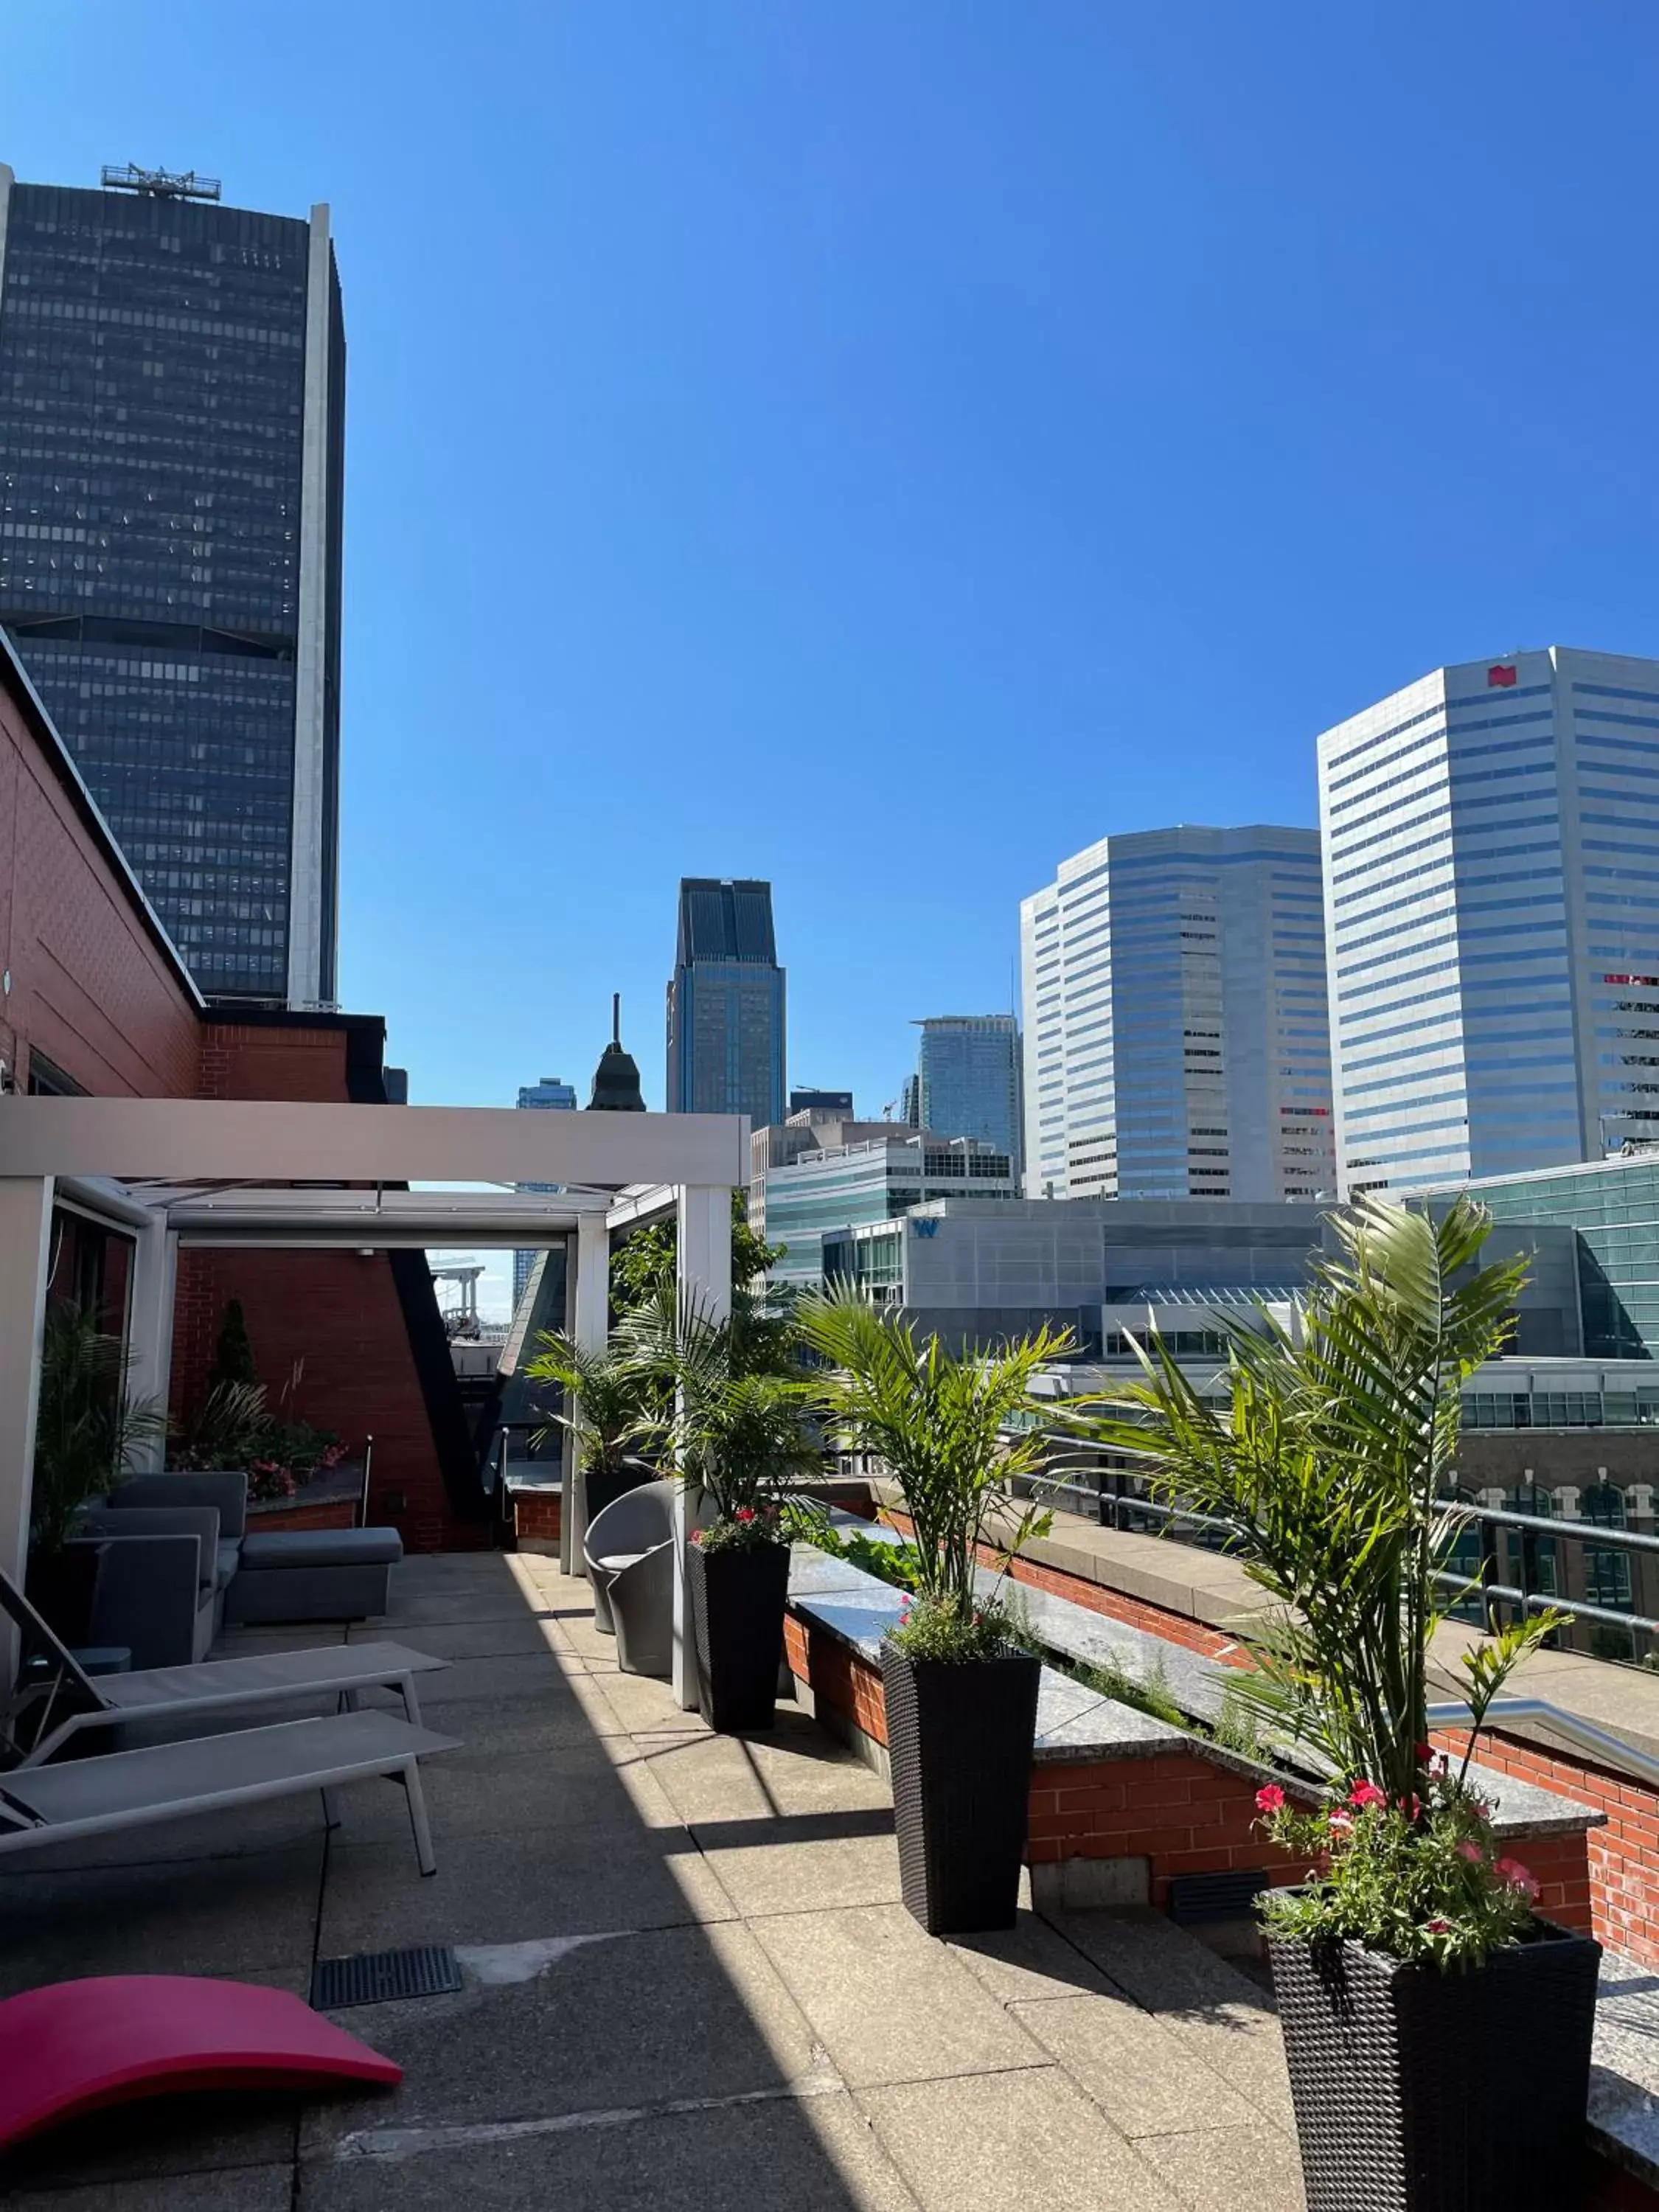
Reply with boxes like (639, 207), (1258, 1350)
(100, 162), (221, 202)
(613, 992), (622, 1048)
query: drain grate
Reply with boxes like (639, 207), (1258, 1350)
(310, 1943), (464, 2010)
(1166, 1867), (1270, 1926)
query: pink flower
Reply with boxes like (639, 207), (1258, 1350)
(1497, 1857), (1541, 1902)
(1456, 1840), (1484, 1865)
(1328, 1808), (1354, 1835)
(1399, 1793), (1424, 1820)
(735, 1506), (757, 1523)
(1255, 1784), (1287, 1815)
(1348, 1780), (1387, 1811)
(689, 1529), (704, 1547)
(1425, 1916), (1452, 1935)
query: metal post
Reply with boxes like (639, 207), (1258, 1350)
(564, 1213), (609, 1580)
(125, 1216), (175, 1472)
(673, 1183), (732, 1709)
(0, 1179), (55, 1670)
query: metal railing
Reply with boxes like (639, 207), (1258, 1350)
(1023, 1436), (1659, 1662)
(1427, 1697), (1659, 1794)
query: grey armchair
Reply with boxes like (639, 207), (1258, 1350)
(72, 1519), (219, 1668)
(583, 1481), (676, 1678)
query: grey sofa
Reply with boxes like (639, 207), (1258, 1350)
(74, 1472), (403, 1667)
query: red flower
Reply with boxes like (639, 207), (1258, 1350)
(734, 1506), (757, 1523)
(1255, 1784), (1287, 1815)
(1425, 1916), (1452, 1935)
(1328, 1807), (1354, 1834)
(689, 1529), (704, 1547)
(1456, 1840), (1484, 1865)
(1497, 1857), (1540, 1902)
(1413, 1742), (1433, 1764)
(1348, 1779), (1387, 1811)
(1399, 1793), (1423, 1820)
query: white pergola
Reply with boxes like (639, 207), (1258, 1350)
(0, 1096), (746, 1708)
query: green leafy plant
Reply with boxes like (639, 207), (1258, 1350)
(610, 1197), (799, 1380)
(522, 1331), (656, 1478)
(616, 1287), (823, 1543)
(797, 1287), (1071, 1661)
(31, 1304), (167, 1556)
(1254, 1767), (1542, 1968)
(1081, 1194), (1567, 1966)
(780, 1500), (925, 1591)
(171, 1378), (271, 1472)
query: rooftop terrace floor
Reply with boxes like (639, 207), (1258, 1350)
(2, 1551), (1326, 2208)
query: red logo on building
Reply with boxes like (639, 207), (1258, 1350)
(1488, 664), (1517, 688)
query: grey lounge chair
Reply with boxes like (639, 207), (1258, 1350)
(583, 1481), (675, 1677)
(0, 1562), (447, 1767)
(0, 1709), (458, 1874)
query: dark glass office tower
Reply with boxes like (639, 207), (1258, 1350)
(0, 163), (344, 1004)
(667, 878), (786, 1127)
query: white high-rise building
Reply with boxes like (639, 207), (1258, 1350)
(1020, 826), (1334, 1203)
(1318, 647), (1659, 1197)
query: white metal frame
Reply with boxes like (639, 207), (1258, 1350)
(0, 1098), (744, 1709)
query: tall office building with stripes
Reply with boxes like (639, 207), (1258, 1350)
(1020, 825), (1334, 1203)
(1318, 647), (1659, 1196)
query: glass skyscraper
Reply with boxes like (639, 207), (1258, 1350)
(914, 1015), (1022, 1169)
(512, 1074), (578, 1311)
(0, 164), (345, 1004)
(666, 878), (785, 1127)
(1020, 825), (1335, 1203)
(1318, 647), (1659, 1196)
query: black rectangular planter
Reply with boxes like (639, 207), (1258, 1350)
(1267, 1917), (1601, 2211)
(686, 1539), (790, 1733)
(881, 1641), (1040, 1935)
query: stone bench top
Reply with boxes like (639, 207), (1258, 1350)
(787, 1534), (1603, 1835)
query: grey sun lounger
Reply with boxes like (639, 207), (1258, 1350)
(0, 1564), (448, 1767)
(0, 1708), (459, 1874)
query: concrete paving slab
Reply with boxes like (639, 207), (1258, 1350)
(15, 2168), (296, 2210)
(408, 1650), (602, 1713)
(364, 1613), (564, 1661)
(860, 2067), (1185, 2211)
(751, 1903), (1043, 2087)
(646, 1731), (779, 1823)
(734, 1713), (894, 1815)
(302, 1919), (821, 2155)
(301, 2090), (917, 2211)
(1051, 1911), (1295, 2129)
(1009, 1990), (1260, 2137)
(0, 1844), (323, 1995)
(588, 1668), (712, 1736)
(1, 2091), (302, 2197)
(1133, 2121), (1307, 2210)
(329, 1739), (639, 1843)
(695, 1825), (902, 1918)
(318, 1823), (732, 1952)
(944, 1912), (1117, 2006)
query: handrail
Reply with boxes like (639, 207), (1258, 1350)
(1427, 1696), (1659, 1795)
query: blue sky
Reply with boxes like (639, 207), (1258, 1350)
(5, 3), (1658, 1142)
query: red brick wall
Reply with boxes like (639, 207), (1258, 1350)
(1435, 1725), (1652, 1962)
(785, 1608), (1593, 1930)
(0, 666), (200, 1097)
(515, 1492), (562, 1545)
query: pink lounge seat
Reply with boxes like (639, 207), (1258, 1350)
(0, 1975), (400, 2151)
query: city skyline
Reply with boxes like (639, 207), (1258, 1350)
(4, 8), (1655, 1133)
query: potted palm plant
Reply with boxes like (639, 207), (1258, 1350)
(1086, 1195), (1599, 2211)
(799, 1288), (1071, 1935)
(523, 1330), (657, 1534)
(619, 1288), (821, 1731)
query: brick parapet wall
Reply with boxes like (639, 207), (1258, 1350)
(1435, 1725), (1656, 1961)
(782, 1607), (1593, 1930)
(514, 1491), (562, 1546)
